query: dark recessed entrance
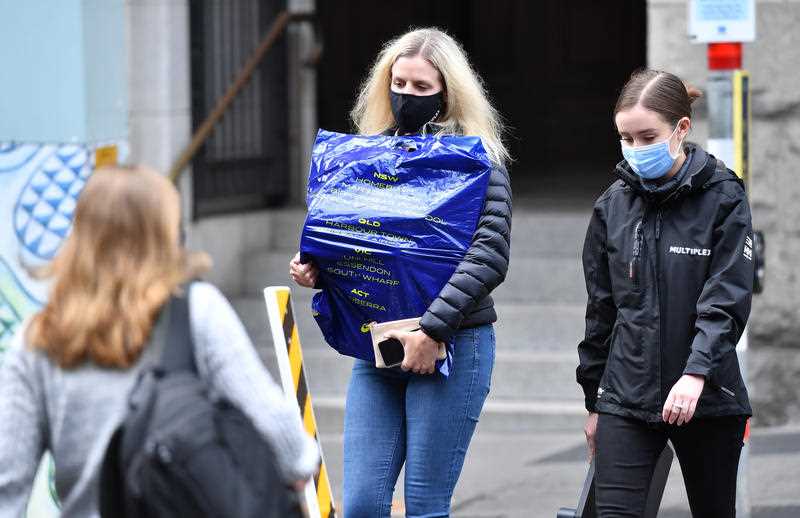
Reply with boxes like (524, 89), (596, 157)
(317, 0), (646, 208)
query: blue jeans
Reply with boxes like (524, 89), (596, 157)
(342, 324), (495, 518)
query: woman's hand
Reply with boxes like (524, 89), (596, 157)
(385, 329), (441, 375)
(584, 412), (599, 462)
(289, 252), (318, 288)
(662, 374), (705, 426)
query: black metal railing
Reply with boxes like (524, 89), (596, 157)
(187, 0), (289, 218)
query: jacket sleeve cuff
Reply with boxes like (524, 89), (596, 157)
(682, 363), (711, 380)
(419, 312), (455, 344)
(582, 382), (599, 413)
(683, 344), (712, 379)
(683, 350), (712, 379)
(279, 434), (321, 483)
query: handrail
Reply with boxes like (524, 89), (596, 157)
(169, 10), (313, 183)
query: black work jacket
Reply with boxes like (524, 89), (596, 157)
(577, 144), (754, 422)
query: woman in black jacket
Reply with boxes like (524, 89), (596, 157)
(577, 69), (753, 517)
(290, 28), (511, 517)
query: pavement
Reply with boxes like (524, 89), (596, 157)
(316, 423), (800, 517)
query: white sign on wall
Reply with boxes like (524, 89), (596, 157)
(688, 0), (756, 43)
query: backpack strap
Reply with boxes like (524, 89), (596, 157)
(99, 286), (193, 518)
(158, 285), (197, 374)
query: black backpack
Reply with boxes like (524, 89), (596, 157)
(99, 290), (305, 518)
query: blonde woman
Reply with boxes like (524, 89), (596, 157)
(0, 166), (319, 516)
(290, 28), (512, 517)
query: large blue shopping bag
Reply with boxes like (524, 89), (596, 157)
(300, 130), (492, 375)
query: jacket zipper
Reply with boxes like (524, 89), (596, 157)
(655, 211), (663, 241)
(629, 219), (644, 289)
(654, 208), (664, 409)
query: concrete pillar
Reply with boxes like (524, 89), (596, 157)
(126, 0), (193, 218)
(287, 0), (318, 205)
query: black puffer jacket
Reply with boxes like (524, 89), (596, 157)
(419, 164), (512, 343)
(577, 144), (753, 423)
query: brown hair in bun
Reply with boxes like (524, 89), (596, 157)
(615, 69), (701, 126)
(685, 84), (703, 104)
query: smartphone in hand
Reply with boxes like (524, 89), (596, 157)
(377, 337), (405, 368)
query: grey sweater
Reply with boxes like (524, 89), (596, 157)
(0, 282), (320, 517)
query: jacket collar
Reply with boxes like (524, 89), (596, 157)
(614, 143), (728, 203)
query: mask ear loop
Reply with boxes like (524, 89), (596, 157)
(420, 109), (441, 137)
(424, 82), (446, 138)
(670, 118), (690, 159)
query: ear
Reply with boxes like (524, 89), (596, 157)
(678, 117), (692, 139)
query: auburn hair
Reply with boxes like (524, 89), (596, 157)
(26, 166), (210, 369)
(350, 27), (510, 166)
(614, 69), (703, 125)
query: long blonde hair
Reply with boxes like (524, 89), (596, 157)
(27, 166), (210, 369)
(351, 27), (510, 166)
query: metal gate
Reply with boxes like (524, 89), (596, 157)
(190, 0), (289, 218)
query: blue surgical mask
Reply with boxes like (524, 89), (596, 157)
(621, 125), (683, 180)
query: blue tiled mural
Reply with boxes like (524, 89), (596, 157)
(0, 140), (126, 516)
(14, 145), (90, 262)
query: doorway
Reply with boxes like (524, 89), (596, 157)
(317, 0), (647, 208)
(189, 0), (290, 218)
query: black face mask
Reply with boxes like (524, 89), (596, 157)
(390, 91), (443, 134)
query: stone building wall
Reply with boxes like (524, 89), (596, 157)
(649, 0), (800, 424)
